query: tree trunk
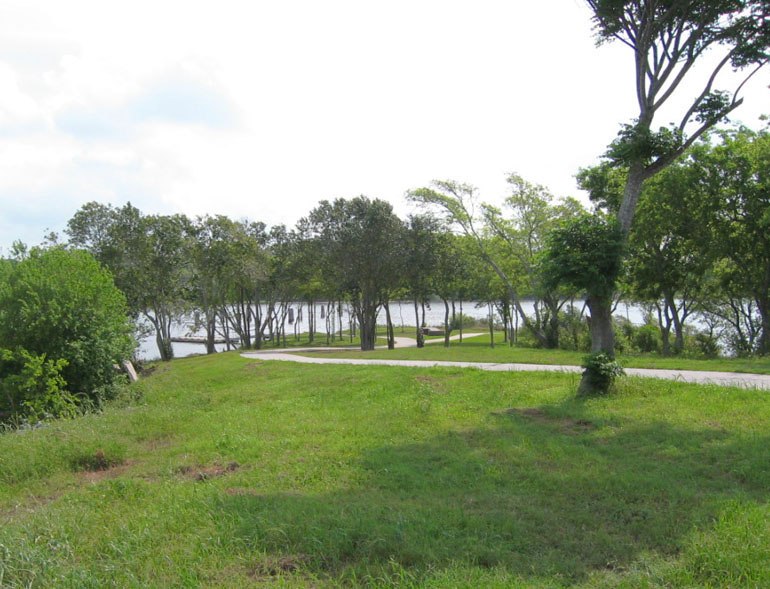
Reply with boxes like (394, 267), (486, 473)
(308, 299), (315, 343)
(758, 297), (770, 356)
(583, 162), (646, 362)
(459, 300), (463, 344)
(205, 311), (216, 355)
(578, 295), (615, 395)
(355, 296), (378, 351)
(413, 299), (424, 348)
(545, 297), (560, 349)
(385, 302), (395, 349)
(488, 302), (495, 348)
(443, 298), (450, 348)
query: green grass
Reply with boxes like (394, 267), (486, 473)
(301, 332), (770, 374)
(2, 353), (770, 586)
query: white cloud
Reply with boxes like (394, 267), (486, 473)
(0, 0), (767, 251)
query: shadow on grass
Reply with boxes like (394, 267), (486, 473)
(208, 402), (770, 583)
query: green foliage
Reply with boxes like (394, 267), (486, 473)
(0, 248), (134, 404)
(580, 352), (625, 395)
(542, 214), (624, 301)
(449, 313), (477, 331)
(606, 121), (684, 166)
(0, 348), (77, 422)
(305, 197), (405, 350)
(693, 333), (720, 359)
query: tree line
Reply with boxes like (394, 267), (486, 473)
(52, 125), (770, 365)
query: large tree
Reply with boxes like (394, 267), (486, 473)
(305, 197), (403, 351)
(67, 203), (191, 361)
(581, 0), (770, 382)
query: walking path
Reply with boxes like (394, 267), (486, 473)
(241, 333), (770, 390)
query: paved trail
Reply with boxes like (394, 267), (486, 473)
(241, 333), (770, 390)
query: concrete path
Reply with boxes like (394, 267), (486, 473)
(241, 335), (770, 390)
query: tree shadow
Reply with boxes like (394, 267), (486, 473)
(207, 401), (770, 583)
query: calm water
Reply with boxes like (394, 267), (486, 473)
(137, 300), (648, 361)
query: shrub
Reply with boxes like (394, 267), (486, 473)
(633, 321), (660, 353)
(0, 248), (134, 406)
(693, 332), (720, 358)
(579, 352), (625, 395)
(449, 313), (477, 330)
(0, 348), (78, 422)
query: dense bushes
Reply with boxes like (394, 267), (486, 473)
(0, 248), (134, 422)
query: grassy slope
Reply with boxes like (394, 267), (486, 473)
(1, 353), (769, 587)
(302, 333), (770, 374)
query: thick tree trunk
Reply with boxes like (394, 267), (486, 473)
(584, 163), (647, 364)
(544, 296), (560, 349)
(586, 296), (615, 356)
(578, 296), (615, 395)
(355, 296), (378, 351)
(205, 311), (216, 355)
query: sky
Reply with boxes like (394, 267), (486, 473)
(1, 0), (768, 253)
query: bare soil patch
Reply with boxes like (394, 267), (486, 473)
(179, 461), (241, 481)
(252, 554), (309, 576)
(82, 458), (140, 483)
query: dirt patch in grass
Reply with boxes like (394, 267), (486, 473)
(225, 487), (264, 497)
(179, 461), (241, 481)
(72, 449), (126, 473)
(493, 407), (597, 435)
(243, 361), (265, 370)
(82, 458), (140, 483)
(252, 554), (309, 577)
(1, 494), (60, 521)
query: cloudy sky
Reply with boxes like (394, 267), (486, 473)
(1, 0), (767, 252)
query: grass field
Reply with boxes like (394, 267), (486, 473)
(302, 331), (770, 375)
(2, 352), (770, 587)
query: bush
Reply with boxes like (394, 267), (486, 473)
(0, 248), (134, 408)
(633, 321), (660, 353)
(449, 313), (477, 331)
(579, 352), (625, 395)
(0, 348), (78, 422)
(693, 332), (720, 358)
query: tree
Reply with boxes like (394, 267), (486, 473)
(694, 127), (770, 354)
(305, 197), (403, 351)
(543, 214), (625, 390)
(407, 180), (551, 347)
(584, 0), (770, 364)
(0, 248), (134, 411)
(483, 174), (586, 348)
(404, 214), (444, 347)
(67, 204), (191, 361)
(627, 163), (706, 355)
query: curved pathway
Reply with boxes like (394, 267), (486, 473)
(241, 334), (770, 390)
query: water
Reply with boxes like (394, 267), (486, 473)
(136, 300), (649, 361)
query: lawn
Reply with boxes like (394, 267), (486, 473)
(1, 352), (769, 587)
(303, 331), (770, 375)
